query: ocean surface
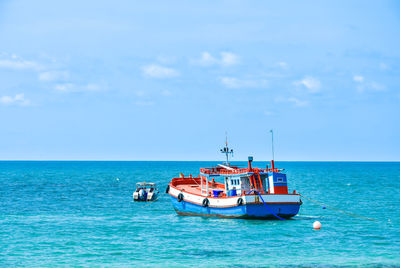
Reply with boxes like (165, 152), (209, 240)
(1, 161), (399, 267)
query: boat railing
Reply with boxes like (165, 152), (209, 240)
(200, 167), (273, 175)
(200, 167), (248, 175)
(200, 166), (284, 176)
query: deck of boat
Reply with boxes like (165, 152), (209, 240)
(171, 177), (227, 197)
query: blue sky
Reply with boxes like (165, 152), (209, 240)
(0, 0), (399, 161)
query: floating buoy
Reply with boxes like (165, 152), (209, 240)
(313, 221), (321, 230)
(322, 206), (326, 209)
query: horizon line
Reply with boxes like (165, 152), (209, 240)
(0, 159), (398, 162)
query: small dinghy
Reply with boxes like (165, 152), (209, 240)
(133, 182), (159, 201)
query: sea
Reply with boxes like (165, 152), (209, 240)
(1, 161), (399, 267)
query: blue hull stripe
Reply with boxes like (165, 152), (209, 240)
(170, 196), (300, 219)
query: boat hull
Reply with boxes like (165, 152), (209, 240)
(133, 191), (159, 201)
(170, 195), (300, 219)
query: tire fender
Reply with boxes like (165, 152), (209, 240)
(202, 198), (209, 207)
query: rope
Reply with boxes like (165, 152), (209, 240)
(142, 196), (159, 208)
(191, 177), (200, 186)
(299, 194), (376, 221)
(254, 190), (286, 221)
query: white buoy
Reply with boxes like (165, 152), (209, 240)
(313, 221), (321, 230)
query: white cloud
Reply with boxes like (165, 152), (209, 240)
(194, 52), (239, 67)
(353, 75), (364, 82)
(294, 76), (321, 93)
(288, 97), (309, 107)
(0, 59), (41, 70)
(220, 77), (267, 89)
(220, 52), (239, 66)
(54, 83), (74, 92)
(142, 64), (179, 78)
(369, 82), (385, 91)
(54, 83), (101, 93)
(220, 77), (241, 88)
(275, 96), (309, 107)
(0, 93), (30, 106)
(0, 55), (42, 71)
(353, 76), (385, 93)
(38, 71), (69, 82)
(196, 52), (217, 66)
(277, 61), (288, 69)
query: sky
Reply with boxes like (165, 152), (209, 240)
(0, 0), (399, 161)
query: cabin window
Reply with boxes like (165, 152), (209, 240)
(277, 178), (283, 182)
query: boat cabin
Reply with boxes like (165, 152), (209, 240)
(198, 157), (288, 197)
(136, 182), (157, 192)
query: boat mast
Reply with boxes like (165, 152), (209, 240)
(270, 129), (275, 161)
(269, 129), (276, 171)
(220, 132), (233, 165)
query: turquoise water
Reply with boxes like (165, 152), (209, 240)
(1, 161), (399, 267)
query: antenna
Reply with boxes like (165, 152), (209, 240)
(220, 132), (234, 165)
(270, 129), (275, 161)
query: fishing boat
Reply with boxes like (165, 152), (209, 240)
(133, 182), (159, 201)
(166, 139), (302, 219)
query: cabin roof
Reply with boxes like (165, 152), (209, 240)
(136, 182), (156, 186)
(200, 165), (282, 176)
